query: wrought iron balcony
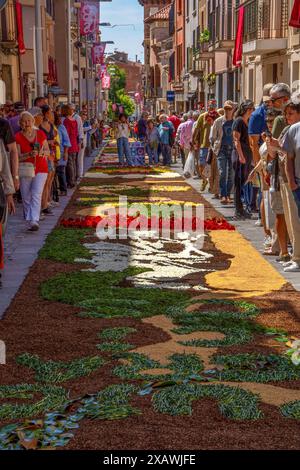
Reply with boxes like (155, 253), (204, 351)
(242, 0), (288, 54)
(0, 2), (18, 52)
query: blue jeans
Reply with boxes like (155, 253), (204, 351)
(146, 144), (159, 165)
(117, 137), (132, 165)
(217, 146), (233, 198)
(292, 187), (300, 219)
(161, 144), (172, 165)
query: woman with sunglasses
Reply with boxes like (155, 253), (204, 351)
(232, 100), (255, 219)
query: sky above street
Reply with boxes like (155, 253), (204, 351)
(100, 0), (144, 63)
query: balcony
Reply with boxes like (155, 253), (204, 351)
(193, 43), (214, 61)
(189, 59), (204, 77)
(0, 2), (18, 53)
(242, 0), (288, 55)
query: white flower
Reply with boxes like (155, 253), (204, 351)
(291, 350), (300, 366)
(291, 340), (300, 349)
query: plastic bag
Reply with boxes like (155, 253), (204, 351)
(183, 151), (195, 178)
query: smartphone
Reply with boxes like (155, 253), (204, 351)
(33, 143), (40, 151)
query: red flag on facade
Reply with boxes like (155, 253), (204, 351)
(233, 6), (245, 67)
(15, 0), (26, 55)
(80, 0), (100, 36)
(289, 0), (300, 28)
(92, 43), (106, 65)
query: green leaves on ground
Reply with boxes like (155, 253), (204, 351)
(39, 227), (93, 264)
(281, 401), (300, 419)
(152, 383), (262, 420)
(114, 352), (204, 381)
(16, 354), (105, 384)
(0, 384), (68, 421)
(210, 353), (300, 383)
(41, 268), (190, 319)
(0, 383), (139, 450)
(168, 299), (273, 347)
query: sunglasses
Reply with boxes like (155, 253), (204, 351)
(269, 95), (287, 103)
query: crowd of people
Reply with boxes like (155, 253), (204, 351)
(0, 98), (105, 279)
(1, 82), (300, 280)
(112, 86), (300, 274)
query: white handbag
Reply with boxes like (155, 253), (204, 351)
(19, 162), (35, 178)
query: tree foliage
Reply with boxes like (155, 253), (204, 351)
(107, 64), (135, 118)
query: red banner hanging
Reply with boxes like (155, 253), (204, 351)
(80, 0), (100, 36)
(289, 0), (300, 28)
(233, 6), (245, 68)
(15, 0), (26, 55)
(92, 43), (106, 65)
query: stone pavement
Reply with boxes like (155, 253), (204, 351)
(0, 153), (96, 319)
(175, 162), (300, 292)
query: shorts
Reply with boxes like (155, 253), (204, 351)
(199, 148), (208, 166)
(270, 190), (284, 215)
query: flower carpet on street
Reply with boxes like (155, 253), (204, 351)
(1, 144), (300, 450)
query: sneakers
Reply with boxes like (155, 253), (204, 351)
(282, 260), (294, 268)
(276, 254), (291, 264)
(264, 236), (272, 248)
(284, 262), (300, 273)
(255, 219), (263, 227)
(220, 197), (227, 204)
(42, 207), (54, 215)
(28, 223), (39, 232)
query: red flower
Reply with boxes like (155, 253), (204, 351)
(60, 216), (235, 231)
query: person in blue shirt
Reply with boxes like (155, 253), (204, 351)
(54, 112), (71, 196)
(158, 114), (174, 166)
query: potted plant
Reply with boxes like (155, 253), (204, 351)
(204, 72), (216, 87)
(200, 29), (210, 44)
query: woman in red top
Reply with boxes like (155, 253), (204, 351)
(15, 112), (50, 231)
(61, 105), (79, 188)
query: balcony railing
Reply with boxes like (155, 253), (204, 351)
(0, 2), (17, 44)
(242, 0), (288, 43)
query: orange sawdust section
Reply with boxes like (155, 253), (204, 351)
(130, 315), (224, 371)
(205, 231), (286, 298)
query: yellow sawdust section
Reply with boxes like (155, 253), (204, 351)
(205, 231), (286, 298)
(76, 201), (203, 217)
(129, 315), (224, 370)
(130, 315), (300, 406)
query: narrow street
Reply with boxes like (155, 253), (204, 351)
(1, 141), (300, 451)
(1, 0), (300, 460)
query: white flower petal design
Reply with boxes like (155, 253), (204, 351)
(76, 233), (213, 291)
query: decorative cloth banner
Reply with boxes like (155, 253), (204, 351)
(92, 43), (106, 65)
(15, 0), (26, 55)
(80, 0), (100, 36)
(289, 0), (300, 28)
(233, 6), (245, 67)
(100, 64), (107, 78)
(102, 73), (111, 89)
